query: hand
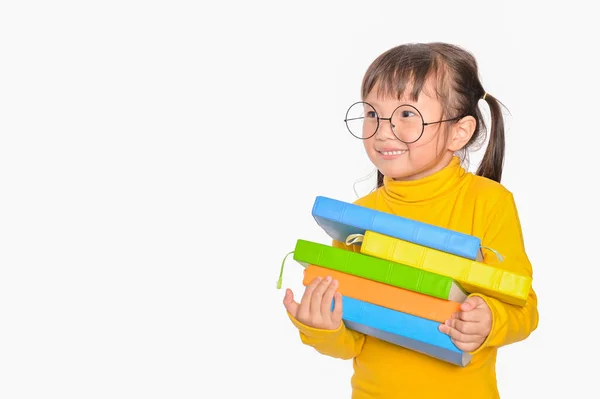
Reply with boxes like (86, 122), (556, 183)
(439, 296), (492, 352)
(283, 276), (343, 330)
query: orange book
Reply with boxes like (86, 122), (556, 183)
(303, 265), (461, 323)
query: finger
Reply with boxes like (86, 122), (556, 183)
(283, 289), (299, 318)
(439, 323), (480, 344)
(452, 339), (481, 353)
(459, 300), (475, 312)
(298, 277), (321, 319)
(301, 276), (322, 303)
(452, 309), (482, 323)
(310, 276), (332, 315)
(330, 292), (343, 327)
(459, 302), (474, 311)
(460, 296), (484, 311)
(446, 326), (473, 344)
(445, 318), (481, 335)
(320, 278), (338, 316)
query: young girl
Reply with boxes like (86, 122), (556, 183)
(282, 42), (538, 398)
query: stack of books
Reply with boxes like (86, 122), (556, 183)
(279, 196), (531, 367)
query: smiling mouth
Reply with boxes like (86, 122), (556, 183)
(378, 150), (407, 156)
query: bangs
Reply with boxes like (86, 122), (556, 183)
(361, 45), (450, 104)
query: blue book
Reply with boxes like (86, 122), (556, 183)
(338, 295), (471, 367)
(312, 196), (482, 260)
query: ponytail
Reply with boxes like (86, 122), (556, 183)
(475, 93), (505, 183)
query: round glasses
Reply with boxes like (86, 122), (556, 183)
(344, 101), (461, 143)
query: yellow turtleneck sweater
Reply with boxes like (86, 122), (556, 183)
(288, 156), (539, 398)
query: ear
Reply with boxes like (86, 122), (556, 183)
(448, 115), (476, 151)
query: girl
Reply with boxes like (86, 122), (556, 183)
(283, 43), (538, 398)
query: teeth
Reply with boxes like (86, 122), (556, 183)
(381, 150), (406, 156)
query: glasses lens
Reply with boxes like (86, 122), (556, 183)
(391, 105), (423, 143)
(345, 102), (377, 139)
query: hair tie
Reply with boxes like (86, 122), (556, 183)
(482, 92), (487, 100)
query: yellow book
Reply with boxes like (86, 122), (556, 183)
(357, 231), (531, 307)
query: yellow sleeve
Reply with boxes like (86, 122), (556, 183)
(287, 312), (366, 360)
(471, 191), (539, 353)
(288, 239), (366, 360)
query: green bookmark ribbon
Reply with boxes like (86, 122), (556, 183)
(276, 251), (295, 289)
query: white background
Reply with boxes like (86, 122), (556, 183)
(1, 1), (598, 398)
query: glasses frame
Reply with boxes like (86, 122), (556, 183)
(344, 101), (463, 144)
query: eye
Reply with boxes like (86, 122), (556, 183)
(400, 110), (416, 118)
(365, 111), (377, 119)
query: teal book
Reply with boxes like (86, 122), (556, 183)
(339, 295), (471, 367)
(311, 196), (483, 260)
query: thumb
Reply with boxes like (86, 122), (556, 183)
(283, 288), (299, 317)
(460, 295), (484, 311)
(460, 298), (476, 311)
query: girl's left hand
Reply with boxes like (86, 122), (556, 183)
(438, 296), (492, 352)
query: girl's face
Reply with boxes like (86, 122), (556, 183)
(361, 79), (461, 181)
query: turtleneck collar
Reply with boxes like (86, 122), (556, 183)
(381, 156), (469, 204)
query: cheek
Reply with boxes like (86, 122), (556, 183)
(406, 133), (446, 163)
(363, 140), (377, 156)
(410, 129), (447, 152)
(407, 139), (435, 156)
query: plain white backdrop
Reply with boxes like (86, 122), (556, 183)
(0, 1), (598, 398)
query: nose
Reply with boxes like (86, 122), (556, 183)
(375, 117), (396, 140)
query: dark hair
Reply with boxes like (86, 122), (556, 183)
(362, 43), (506, 186)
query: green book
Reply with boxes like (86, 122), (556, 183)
(293, 239), (467, 302)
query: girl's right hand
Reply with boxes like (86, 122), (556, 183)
(283, 275), (343, 330)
